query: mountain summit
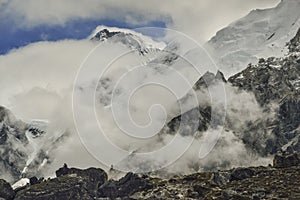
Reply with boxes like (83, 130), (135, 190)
(90, 26), (166, 54)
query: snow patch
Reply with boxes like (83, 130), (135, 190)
(12, 178), (30, 190)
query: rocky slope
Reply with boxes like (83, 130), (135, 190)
(1, 151), (300, 200)
(0, 106), (66, 183)
(228, 27), (300, 156)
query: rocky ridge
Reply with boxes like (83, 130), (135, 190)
(1, 151), (300, 200)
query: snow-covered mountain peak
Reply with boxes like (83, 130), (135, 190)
(92, 28), (121, 41)
(206, 0), (300, 77)
(90, 26), (166, 54)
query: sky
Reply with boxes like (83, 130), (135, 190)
(0, 0), (280, 54)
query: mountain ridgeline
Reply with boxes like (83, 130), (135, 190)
(0, 1), (300, 199)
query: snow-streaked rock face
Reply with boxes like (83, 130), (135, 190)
(228, 27), (300, 105)
(0, 106), (67, 183)
(0, 106), (28, 183)
(206, 0), (300, 77)
(227, 27), (300, 156)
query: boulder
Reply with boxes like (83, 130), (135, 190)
(29, 177), (39, 185)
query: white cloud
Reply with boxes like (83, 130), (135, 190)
(0, 34), (198, 175)
(0, 0), (281, 176)
(1, 0), (280, 42)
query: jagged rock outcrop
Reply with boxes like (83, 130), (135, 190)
(193, 70), (227, 90)
(163, 106), (211, 136)
(160, 70), (226, 137)
(228, 55), (300, 106)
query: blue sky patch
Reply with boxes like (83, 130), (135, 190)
(0, 18), (166, 55)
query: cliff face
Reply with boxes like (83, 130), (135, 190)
(226, 28), (300, 156)
(1, 151), (300, 200)
(0, 106), (68, 184)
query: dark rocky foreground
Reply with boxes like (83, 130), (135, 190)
(0, 152), (299, 200)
